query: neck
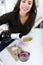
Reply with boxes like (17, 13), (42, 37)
(19, 11), (29, 19)
(19, 11), (27, 17)
(19, 11), (30, 25)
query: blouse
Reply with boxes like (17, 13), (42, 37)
(0, 11), (31, 37)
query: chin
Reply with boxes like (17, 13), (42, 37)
(23, 10), (29, 14)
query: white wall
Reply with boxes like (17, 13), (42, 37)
(5, 0), (17, 12)
(37, 0), (43, 19)
(0, 0), (17, 16)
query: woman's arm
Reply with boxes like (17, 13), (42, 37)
(0, 12), (12, 25)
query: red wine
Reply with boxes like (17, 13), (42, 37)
(17, 50), (30, 62)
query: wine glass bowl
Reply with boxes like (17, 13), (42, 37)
(17, 50), (30, 62)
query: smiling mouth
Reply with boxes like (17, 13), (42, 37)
(22, 7), (28, 11)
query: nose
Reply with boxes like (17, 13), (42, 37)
(24, 2), (29, 8)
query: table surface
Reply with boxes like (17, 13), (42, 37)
(0, 29), (43, 65)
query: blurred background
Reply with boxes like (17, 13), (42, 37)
(0, 0), (43, 29)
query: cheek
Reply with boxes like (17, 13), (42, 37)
(20, 2), (24, 9)
(28, 5), (32, 11)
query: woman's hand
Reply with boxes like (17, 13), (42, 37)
(0, 58), (2, 62)
(0, 58), (3, 65)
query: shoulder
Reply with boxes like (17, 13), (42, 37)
(0, 11), (15, 19)
(4, 11), (19, 18)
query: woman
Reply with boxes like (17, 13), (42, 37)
(0, 0), (37, 38)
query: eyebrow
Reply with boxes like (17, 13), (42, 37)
(28, 1), (32, 3)
(28, 0), (33, 2)
(22, 0), (32, 2)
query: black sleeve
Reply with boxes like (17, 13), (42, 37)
(0, 12), (12, 25)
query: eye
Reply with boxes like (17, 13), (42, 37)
(28, 2), (32, 5)
(22, 0), (26, 3)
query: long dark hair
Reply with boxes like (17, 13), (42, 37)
(13, 0), (37, 33)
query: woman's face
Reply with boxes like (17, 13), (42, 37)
(19, 0), (33, 15)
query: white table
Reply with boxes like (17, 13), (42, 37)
(0, 29), (43, 65)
